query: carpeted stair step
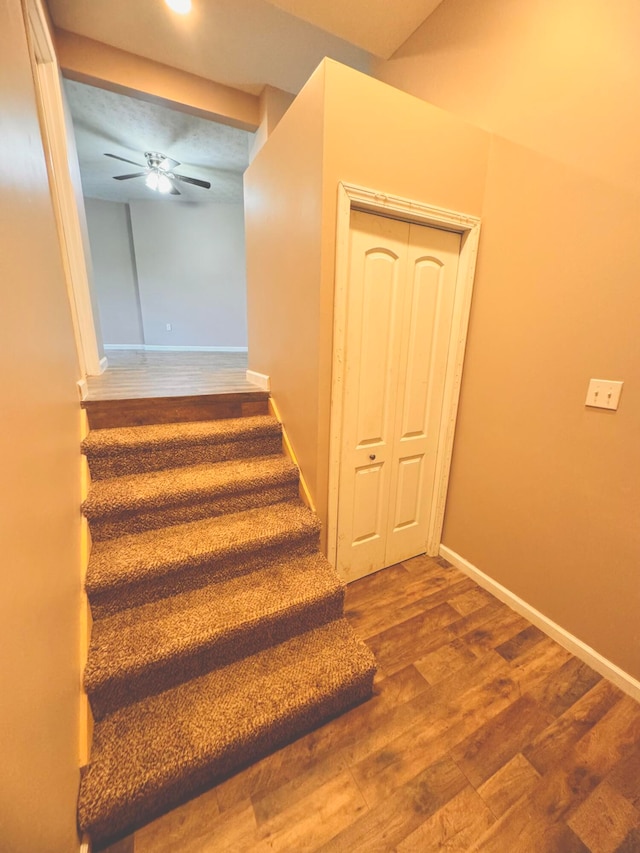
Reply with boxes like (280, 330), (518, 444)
(86, 501), (320, 617)
(82, 454), (299, 541)
(78, 618), (376, 846)
(82, 415), (283, 480)
(85, 552), (344, 720)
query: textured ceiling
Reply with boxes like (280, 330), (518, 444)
(65, 79), (251, 204)
(47, 0), (374, 96)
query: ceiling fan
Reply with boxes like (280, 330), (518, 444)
(104, 151), (211, 195)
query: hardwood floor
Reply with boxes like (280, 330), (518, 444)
(86, 350), (257, 401)
(101, 555), (640, 852)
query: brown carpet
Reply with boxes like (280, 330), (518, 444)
(82, 414), (283, 478)
(78, 411), (376, 846)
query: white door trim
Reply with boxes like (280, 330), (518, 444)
(23, 0), (103, 377)
(327, 182), (481, 567)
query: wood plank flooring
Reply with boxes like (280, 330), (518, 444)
(101, 555), (640, 852)
(86, 350), (257, 401)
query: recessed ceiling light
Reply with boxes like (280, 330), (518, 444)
(165, 0), (191, 14)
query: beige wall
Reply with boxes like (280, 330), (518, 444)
(247, 46), (640, 683)
(444, 135), (640, 679)
(244, 64), (327, 501)
(55, 28), (260, 132)
(0, 2), (82, 850)
(375, 0), (640, 680)
(250, 85), (296, 161)
(377, 0), (640, 194)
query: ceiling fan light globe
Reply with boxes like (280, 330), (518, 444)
(145, 171), (160, 191)
(157, 173), (173, 194)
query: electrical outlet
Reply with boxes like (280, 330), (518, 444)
(166, 323), (172, 331)
(585, 378), (623, 410)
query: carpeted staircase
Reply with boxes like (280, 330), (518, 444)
(77, 409), (376, 846)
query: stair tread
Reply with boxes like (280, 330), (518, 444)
(78, 619), (376, 838)
(82, 414), (280, 457)
(82, 454), (298, 520)
(85, 551), (343, 693)
(87, 501), (319, 595)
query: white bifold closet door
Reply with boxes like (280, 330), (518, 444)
(337, 209), (461, 582)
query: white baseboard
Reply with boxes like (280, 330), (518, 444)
(246, 369), (270, 391)
(440, 544), (640, 703)
(77, 378), (88, 401)
(98, 356), (108, 373)
(103, 344), (248, 353)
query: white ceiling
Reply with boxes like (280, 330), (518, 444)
(65, 79), (251, 204)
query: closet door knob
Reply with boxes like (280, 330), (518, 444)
(369, 454), (376, 460)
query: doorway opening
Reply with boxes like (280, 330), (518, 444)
(328, 183), (481, 581)
(63, 78), (254, 396)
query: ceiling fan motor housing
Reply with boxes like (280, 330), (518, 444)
(145, 152), (174, 171)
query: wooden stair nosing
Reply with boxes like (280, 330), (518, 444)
(82, 392), (270, 430)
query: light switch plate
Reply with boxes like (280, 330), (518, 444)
(585, 378), (623, 410)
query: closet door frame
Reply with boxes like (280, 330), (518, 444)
(327, 182), (481, 574)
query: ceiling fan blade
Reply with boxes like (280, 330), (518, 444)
(169, 183), (181, 195)
(161, 156), (180, 169)
(104, 153), (146, 167)
(113, 172), (148, 181)
(172, 173), (211, 190)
